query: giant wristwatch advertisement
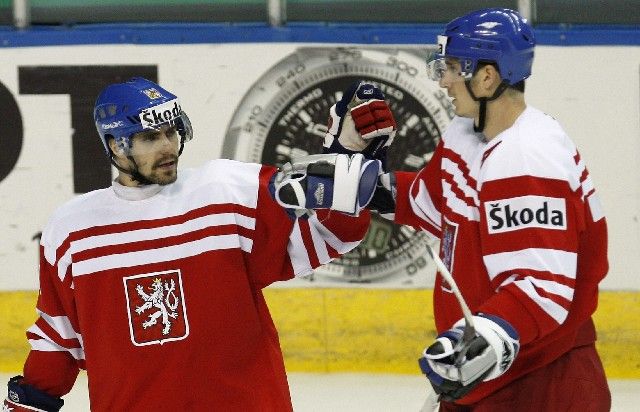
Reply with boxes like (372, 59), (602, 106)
(224, 46), (454, 285)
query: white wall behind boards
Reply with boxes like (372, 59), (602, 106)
(527, 46), (640, 291)
(0, 43), (637, 291)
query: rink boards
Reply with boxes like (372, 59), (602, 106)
(1, 289), (638, 378)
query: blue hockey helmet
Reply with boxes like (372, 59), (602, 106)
(94, 77), (193, 157)
(426, 8), (535, 85)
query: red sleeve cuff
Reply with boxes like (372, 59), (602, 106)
(22, 351), (80, 398)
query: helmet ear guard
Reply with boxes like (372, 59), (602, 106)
(103, 134), (125, 158)
(113, 135), (128, 156)
(115, 146), (125, 156)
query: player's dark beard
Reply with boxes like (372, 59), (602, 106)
(145, 155), (179, 185)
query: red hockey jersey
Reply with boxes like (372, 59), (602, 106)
(22, 159), (370, 411)
(393, 107), (608, 404)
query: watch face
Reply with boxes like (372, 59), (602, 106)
(223, 46), (455, 283)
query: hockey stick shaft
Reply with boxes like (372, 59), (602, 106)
(425, 244), (475, 347)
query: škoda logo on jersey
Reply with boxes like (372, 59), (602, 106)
(484, 195), (566, 234)
(139, 99), (182, 129)
(123, 270), (189, 346)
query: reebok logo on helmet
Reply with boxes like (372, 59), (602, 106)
(102, 120), (124, 130)
(484, 195), (566, 234)
(139, 99), (182, 129)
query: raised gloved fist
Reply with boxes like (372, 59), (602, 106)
(323, 81), (396, 166)
(418, 314), (519, 402)
(350, 90), (396, 140)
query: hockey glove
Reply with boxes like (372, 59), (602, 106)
(4, 376), (64, 412)
(418, 314), (520, 402)
(323, 81), (396, 167)
(273, 153), (381, 216)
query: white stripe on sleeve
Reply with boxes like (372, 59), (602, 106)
(442, 158), (479, 206)
(442, 181), (480, 221)
(526, 276), (574, 301)
(587, 193), (605, 222)
(308, 214), (360, 254)
(287, 220), (313, 277)
(57, 254), (72, 282)
(409, 180), (441, 231)
(309, 222), (331, 265)
(27, 325), (85, 361)
(514, 280), (569, 324)
(483, 248), (577, 281)
(38, 310), (82, 343)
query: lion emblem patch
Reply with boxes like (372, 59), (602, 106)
(123, 270), (189, 346)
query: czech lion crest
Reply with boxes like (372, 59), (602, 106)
(124, 270), (189, 346)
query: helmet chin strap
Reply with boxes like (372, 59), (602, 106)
(464, 80), (509, 133)
(109, 156), (155, 186)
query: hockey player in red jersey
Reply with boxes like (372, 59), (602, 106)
(328, 8), (611, 412)
(3, 78), (383, 411)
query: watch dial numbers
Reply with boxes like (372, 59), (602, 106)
(355, 216), (392, 255)
(262, 76), (438, 281)
(385, 98), (440, 172)
(263, 88), (336, 166)
(242, 60), (449, 282)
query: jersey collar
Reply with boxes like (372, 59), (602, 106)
(111, 179), (163, 201)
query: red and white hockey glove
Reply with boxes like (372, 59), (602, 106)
(323, 81), (396, 168)
(4, 376), (63, 412)
(418, 314), (520, 402)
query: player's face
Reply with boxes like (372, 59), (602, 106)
(129, 125), (180, 185)
(438, 58), (477, 118)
